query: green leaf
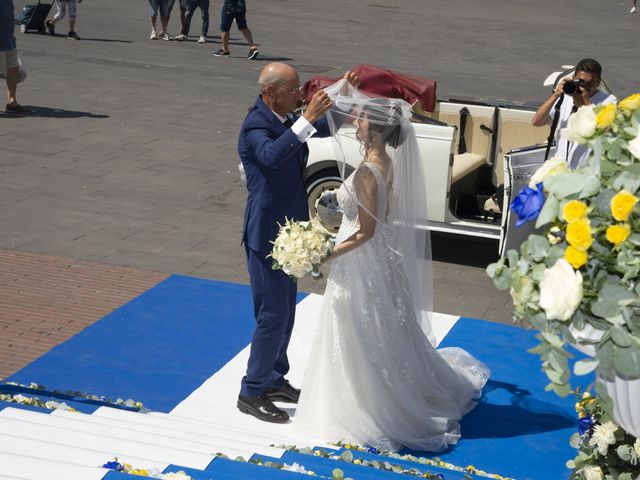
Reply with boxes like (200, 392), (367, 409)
(612, 163), (640, 193)
(535, 195), (559, 228)
(611, 326), (633, 347)
(569, 433), (581, 449)
(340, 450), (353, 463)
(613, 343), (640, 378)
(548, 350), (568, 371)
(579, 173), (602, 198)
(544, 173), (585, 198)
(541, 332), (563, 348)
(573, 359), (598, 376)
(616, 444), (634, 462)
(545, 366), (569, 384)
(332, 468), (344, 479)
(552, 382), (572, 397)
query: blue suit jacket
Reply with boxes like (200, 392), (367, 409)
(238, 96), (331, 256)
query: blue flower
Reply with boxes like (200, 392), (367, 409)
(434, 474), (445, 480)
(102, 461), (124, 471)
(510, 183), (545, 227)
(367, 447), (379, 454)
(578, 417), (593, 436)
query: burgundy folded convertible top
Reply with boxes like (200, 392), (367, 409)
(302, 64), (437, 112)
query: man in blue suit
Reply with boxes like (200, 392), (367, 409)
(237, 62), (358, 423)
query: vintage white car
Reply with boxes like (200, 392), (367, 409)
(303, 67), (615, 255)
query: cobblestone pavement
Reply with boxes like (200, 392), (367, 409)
(1, 0), (637, 377)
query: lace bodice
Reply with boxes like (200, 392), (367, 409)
(335, 163), (388, 245)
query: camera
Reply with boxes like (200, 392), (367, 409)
(562, 79), (587, 95)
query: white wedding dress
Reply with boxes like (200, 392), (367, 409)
(294, 162), (490, 452)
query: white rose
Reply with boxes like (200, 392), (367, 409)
(538, 258), (583, 321)
(529, 157), (570, 188)
(582, 465), (603, 480)
(561, 105), (597, 145)
(627, 128), (640, 160)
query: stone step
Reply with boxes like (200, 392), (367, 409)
(0, 432), (167, 472)
(0, 412), (215, 470)
(48, 408), (283, 457)
(0, 451), (106, 480)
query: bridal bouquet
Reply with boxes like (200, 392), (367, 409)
(487, 93), (640, 398)
(269, 218), (334, 279)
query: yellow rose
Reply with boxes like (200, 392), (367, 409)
(606, 223), (631, 246)
(619, 93), (640, 111)
(562, 200), (588, 223)
(595, 103), (617, 129)
(566, 218), (592, 251)
(565, 245), (588, 269)
(611, 190), (639, 221)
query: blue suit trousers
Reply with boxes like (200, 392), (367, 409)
(240, 246), (297, 397)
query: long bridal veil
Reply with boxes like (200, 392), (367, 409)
(322, 80), (436, 346)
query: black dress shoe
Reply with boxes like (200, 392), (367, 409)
(264, 380), (300, 403)
(237, 395), (289, 423)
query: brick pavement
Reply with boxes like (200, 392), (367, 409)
(0, 249), (168, 379)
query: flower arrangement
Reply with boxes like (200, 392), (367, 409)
(568, 392), (639, 479)
(487, 94), (640, 400)
(0, 392), (76, 412)
(265, 443), (514, 480)
(101, 458), (191, 479)
(0, 380), (145, 411)
(269, 218), (334, 279)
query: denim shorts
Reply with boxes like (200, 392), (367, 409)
(148, 0), (170, 17)
(168, 0), (187, 11)
(220, 2), (247, 31)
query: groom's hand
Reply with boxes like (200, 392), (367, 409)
(343, 71), (360, 88)
(303, 90), (333, 124)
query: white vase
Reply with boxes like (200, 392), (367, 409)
(568, 323), (603, 357)
(599, 372), (640, 438)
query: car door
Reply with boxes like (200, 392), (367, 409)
(499, 145), (549, 256)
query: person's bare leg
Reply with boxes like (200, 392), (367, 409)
(221, 31), (230, 51)
(6, 66), (19, 105)
(240, 27), (256, 48)
(160, 15), (169, 32)
(150, 16), (157, 30)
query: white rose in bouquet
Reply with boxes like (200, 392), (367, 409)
(582, 465), (603, 480)
(561, 104), (597, 145)
(528, 156), (570, 188)
(627, 128), (640, 160)
(538, 258), (583, 321)
(270, 218), (334, 280)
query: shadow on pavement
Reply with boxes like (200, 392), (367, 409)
(28, 106), (110, 119)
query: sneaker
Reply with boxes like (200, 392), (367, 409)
(247, 47), (259, 60)
(150, 29), (160, 40)
(67, 31), (80, 40)
(198, 35), (206, 43)
(213, 48), (230, 57)
(631, 6), (637, 12)
(5, 103), (33, 115)
(161, 31), (171, 41)
(174, 33), (187, 41)
(45, 19), (55, 36)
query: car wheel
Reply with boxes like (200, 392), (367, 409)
(306, 169), (343, 234)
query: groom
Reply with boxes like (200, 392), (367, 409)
(238, 62), (358, 423)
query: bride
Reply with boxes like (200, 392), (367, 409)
(293, 81), (490, 452)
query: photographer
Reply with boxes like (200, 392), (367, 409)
(531, 58), (616, 169)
